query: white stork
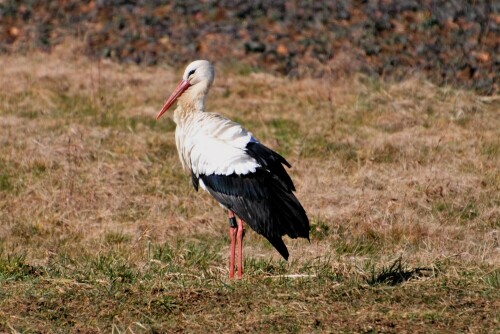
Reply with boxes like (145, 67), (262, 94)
(156, 60), (309, 279)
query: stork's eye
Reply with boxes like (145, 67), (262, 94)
(187, 69), (196, 78)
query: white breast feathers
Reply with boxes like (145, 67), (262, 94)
(175, 113), (260, 176)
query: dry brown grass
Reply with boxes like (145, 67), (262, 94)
(0, 42), (499, 332)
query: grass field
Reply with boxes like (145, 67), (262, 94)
(0, 43), (499, 333)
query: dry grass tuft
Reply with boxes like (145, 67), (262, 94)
(0, 43), (499, 332)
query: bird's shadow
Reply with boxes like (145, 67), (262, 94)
(367, 257), (436, 286)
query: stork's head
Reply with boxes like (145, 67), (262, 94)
(156, 60), (214, 120)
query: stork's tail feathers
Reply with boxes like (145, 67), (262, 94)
(266, 236), (289, 260)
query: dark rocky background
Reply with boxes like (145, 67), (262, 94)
(1, 0), (499, 94)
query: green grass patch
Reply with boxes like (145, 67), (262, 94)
(246, 258), (288, 276)
(301, 136), (358, 165)
(459, 202), (479, 221)
(267, 118), (300, 156)
(55, 93), (99, 118)
(482, 140), (500, 158)
(221, 60), (261, 77)
(0, 173), (12, 192)
(335, 237), (380, 256)
(483, 269), (500, 288)
(432, 200), (481, 224)
(0, 253), (42, 281)
(52, 91), (177, 133)
(0, 92), (39, 117)
(104, 231), (131, 245)
(309, 216), (331, 240)
(371, 142), (401, 163)
(130, 115), (176, 132)
(330, 224), (383, 256)
(0, 249), (497, 333)
(30, 160), (48, 177)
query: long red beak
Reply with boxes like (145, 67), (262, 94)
(156, 79), (190, 120)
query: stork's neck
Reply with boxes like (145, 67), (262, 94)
(173, 82), (210, 124)
(173, 97), (205, 126)
(179, 93), (206, 113)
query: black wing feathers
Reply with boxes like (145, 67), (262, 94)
(246, 142), (295, 191)
(191, 170), (199, 191)
(267, 236), (290, 260)
(200, 172), (267, 200)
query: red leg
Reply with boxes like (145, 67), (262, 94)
(228, 211), (237, 279)
(236, 218), (245, 279)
